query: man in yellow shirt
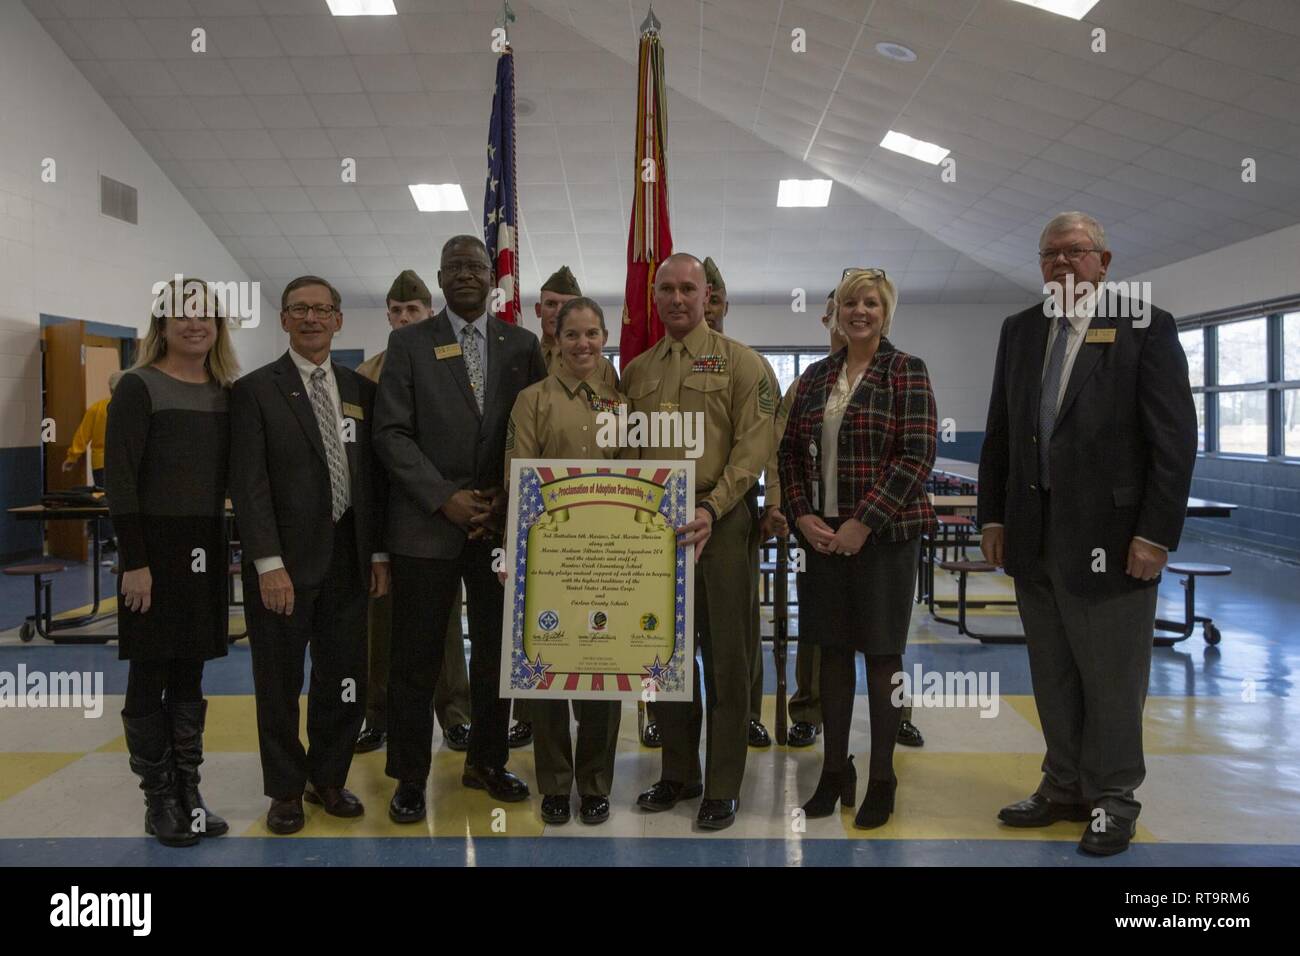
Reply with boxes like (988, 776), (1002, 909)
(64, 371), (122, 552)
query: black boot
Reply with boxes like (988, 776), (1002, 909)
(168, 700), (229, 838)
(801, 755), (856, 818)
(853, 778), (897, 830)
(121, 710), (199, 848)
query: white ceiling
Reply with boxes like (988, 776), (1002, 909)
(23, 0), (1300, 308)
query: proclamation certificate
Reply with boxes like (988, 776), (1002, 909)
(500, 460), (695, 702)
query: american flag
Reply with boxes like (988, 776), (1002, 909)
(484, 48), (519, 324)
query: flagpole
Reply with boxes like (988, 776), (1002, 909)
(620, 7), (672, 368)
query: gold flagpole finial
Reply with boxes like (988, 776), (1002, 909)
(639, 5), (661, 34)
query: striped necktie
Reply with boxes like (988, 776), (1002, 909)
(309, 367), (349, 521)
(1037, 314), (1072, 490)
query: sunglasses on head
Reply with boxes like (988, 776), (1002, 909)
(841, 267), (887, 280)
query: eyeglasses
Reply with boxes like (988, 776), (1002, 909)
(842, 267), (887, 280)
(442, 259), (490, 276)
(1039, 247), (1102, 262)
(285, 304), (338, 319)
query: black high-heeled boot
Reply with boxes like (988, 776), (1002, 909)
(853, 778), (897, 830)
(801, 755), (856, 818)
(168, 700), (229, 838)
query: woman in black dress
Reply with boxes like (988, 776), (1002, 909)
(778, 269), (937, 829)
(106, 278), (239, 847)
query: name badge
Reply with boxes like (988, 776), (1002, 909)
(342, 402), (364, 420)
(1085, 328), (1116, 344)
(435, 343), (463, 360)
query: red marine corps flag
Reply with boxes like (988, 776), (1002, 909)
(484, 26), (520, 324)
(620, 8), (673, 366)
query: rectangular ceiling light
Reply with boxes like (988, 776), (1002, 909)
(1008, 0), (1100, 20)
(408, 184), (469, 212)
(777, 179), (833, 208)
(326, 0), (397, 15)
(880, 130), (950, 165)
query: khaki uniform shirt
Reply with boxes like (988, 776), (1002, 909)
(356, 350), (385, 384)
(505, 369), (626, 469)
(542, 336), (619, 390)
(620, 320), (774, 521)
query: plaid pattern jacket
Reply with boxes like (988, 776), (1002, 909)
(778, 338), (938, 542)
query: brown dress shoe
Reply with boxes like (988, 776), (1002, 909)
(303, 784), (364, 817)
(267, 796), (305, 834)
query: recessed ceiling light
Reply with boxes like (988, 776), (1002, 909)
(1008, 0), (1100, 20)
(777, 179), (833, 207)
(875, 42), (916, 62)
(408, 184), (468, 212)
(880, 130), (950, 165)
(326, 0), (397, 16)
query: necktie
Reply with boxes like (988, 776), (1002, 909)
(578, 381), (595, 404)
(660, 341), (685, 461)
(309, 367), (349, 521)
(461, 324), (484, 413)
(1038, 315), (1072, 490)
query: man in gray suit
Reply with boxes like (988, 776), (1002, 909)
(374, 235), (547, 822)
(979, 212), (1197, 856)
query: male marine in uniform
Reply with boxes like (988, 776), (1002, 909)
(625, 253), (774, 830)
(701, 256), (776, 749)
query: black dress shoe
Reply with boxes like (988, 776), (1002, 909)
(787, 721), (819, 748)
(579, 795), (610, 825)
(304, 784), (364, 818)
(636, 779), (704, 812)
(462, 764), (530, 802)
(748, 719), (772, 748)
(697, 798), (738, 830)
(853, 778), (896, 830)
(443, 723), (471, 752)
(641, 721), (662, 748)
(1080, 813), (1136, 856)
(897, 719), (924, 748)
(267, 796), (304, 834)
(998, 792), (1091, 828)
(354, 725), (386, 754)
(540, 794), (571, 824)
(388, 781), (426, 824)
(507, 721), (533, 748)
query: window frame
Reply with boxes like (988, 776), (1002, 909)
(1182, 309), (1300, 464)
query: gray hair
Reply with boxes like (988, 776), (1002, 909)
(1039, 212), (1107, 252)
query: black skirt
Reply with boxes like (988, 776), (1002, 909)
(117, 515), (228, 662)
(795, 522), (921, 655)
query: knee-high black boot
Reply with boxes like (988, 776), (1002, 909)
(121, 710), (199, 847)
(168, 700), (229, 838)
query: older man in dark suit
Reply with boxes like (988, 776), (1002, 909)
(230, 275), (389, 834)
(978, 212), (1197, 856)
(374, 235), (546, 822)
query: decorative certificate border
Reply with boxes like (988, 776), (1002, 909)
(499, 459), (695, 701)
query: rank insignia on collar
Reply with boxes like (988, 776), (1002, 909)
(691, 355), (727, 373)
